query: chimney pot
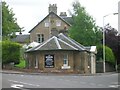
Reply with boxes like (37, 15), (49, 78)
(48, 4), (57, 14)
(60, 12), (67, 18)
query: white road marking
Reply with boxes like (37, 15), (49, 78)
(21, 75), (24, 77)
(9, 80), (40, 87)
(109, 84), (120, 88)
(11, 84), (23, 88)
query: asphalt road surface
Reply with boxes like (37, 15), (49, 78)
(2, 73), (119, 89)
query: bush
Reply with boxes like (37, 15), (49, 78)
(15, 59), (26, 68)
(97, 45), (115, 65)
(2, 41), (22, 64)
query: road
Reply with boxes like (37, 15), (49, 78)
(2, 73), (119, 89)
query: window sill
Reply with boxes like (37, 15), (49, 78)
(35, 66), (38, 69)
(61, 65), (71, 69)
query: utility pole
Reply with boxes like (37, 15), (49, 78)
(0, 0), (2, 41)
(103, 13), (118, 73)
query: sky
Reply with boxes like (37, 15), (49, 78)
(3, 0), (119, 34)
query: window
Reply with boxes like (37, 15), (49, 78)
(56, 20), (61, 26)
(63, 54), (68, 66)
(37, 34), (44, 43)
(44, 20), (49, 27)
(35, 56), (38, 68)
(61, 54), (70, 69)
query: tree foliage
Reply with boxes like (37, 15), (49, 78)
(2, 41), (22, 65)
(104, 24), (119, 64)
(2, 1), (21, 40)
(96, 45), (115, 65)
(69, 1), (102, 46)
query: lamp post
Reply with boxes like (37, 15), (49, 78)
(103, 13), (118, 73)
(0, 1), (1, 37)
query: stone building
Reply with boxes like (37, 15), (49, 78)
(11, 34), (30, 45)
(26, 33), (97, 74)
(12, 4), (97, 74)
(28, 4), (71, 43)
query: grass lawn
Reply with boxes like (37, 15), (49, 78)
(15, 59), (26, 68)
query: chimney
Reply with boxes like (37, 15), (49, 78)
(51, 28), (59, 37)
(48, 4), (57, 14)
(59, 12), (67, 18)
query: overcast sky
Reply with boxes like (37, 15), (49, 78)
(3, 0), (119, 34)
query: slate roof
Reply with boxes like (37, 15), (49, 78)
(11, 34), (30, 43)
(62, 17), (73, 25)
(29, 12), (71, 33)
(27, 41), (39, 48)
(26, 33), (88, 52)
(26, 35), (78, 52)
(58, 33), (86, 51)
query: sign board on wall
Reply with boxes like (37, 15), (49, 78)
(45, 54), (54, 68)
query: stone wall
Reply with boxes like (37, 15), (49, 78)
(96, 61), (115, 73)
(26, 50), (90, 73)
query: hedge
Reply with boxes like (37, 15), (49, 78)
(96, 45), (115, 65)
(2, 41), (22, 64)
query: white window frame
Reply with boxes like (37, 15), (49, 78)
(61, 54), (70, 69)
(37, 34), (44, 43)
(63, 54), (68, 66)
(35, 56), (38, 68)
(56, 20), (61, 26)
(44, 20), (49, 27)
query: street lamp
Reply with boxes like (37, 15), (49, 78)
(0, 1), (1, 35)
(103, 13), (118, 73)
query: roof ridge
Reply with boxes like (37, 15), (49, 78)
(58, 38), (78, 50)
(54, 37), (62, 49)
(58, 33), (85, 50)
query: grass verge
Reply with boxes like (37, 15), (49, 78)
(15, 59), (26, 68)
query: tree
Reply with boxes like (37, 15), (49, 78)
(104, 24), (119, 65)
(2, 41), (22, 65)
(69, 1), (102, 46)
(96, 45), (115, 65)
(2, 1), (21, 40)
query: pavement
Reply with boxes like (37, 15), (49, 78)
(0, 69), (118, 76)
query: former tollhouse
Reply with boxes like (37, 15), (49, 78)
(24, 4), (97, 74)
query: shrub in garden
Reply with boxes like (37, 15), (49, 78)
(2, 41), (22, 65)
(96, 45), (115, 65)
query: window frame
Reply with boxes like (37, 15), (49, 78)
(44, 20), (49, 27)
(35, 56), (38, 69)
(56, 20), (61, 26)
(63, 54), (68, 66)
(37, 34), (44, 43)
